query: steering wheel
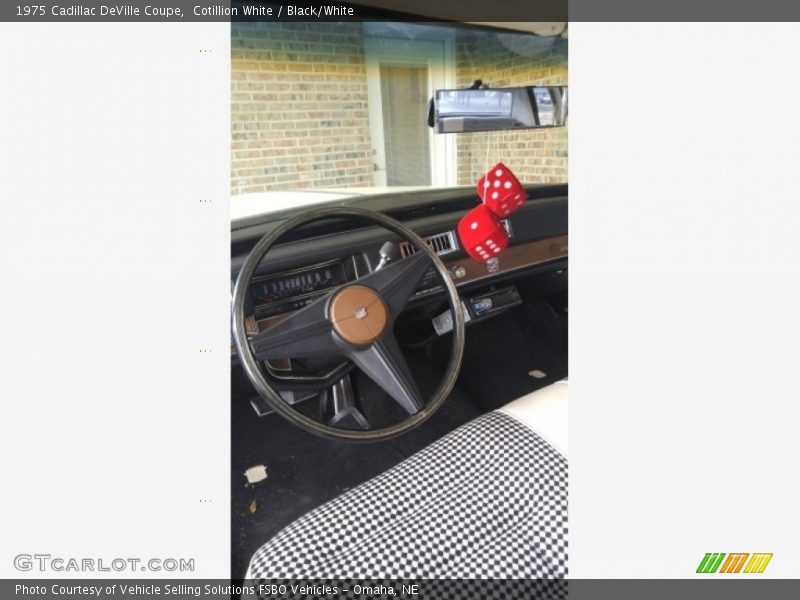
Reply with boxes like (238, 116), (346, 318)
(232, 206), (466, 442)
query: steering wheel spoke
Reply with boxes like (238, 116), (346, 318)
(348, 334), (424, 415)
(356, 251), (432, 322)
(248, 295), (339, 361)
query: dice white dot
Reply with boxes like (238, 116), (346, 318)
(504, 181), (512, 189)
(493, 180), (501, 188)
(514, 194), (521, 199)
(493, 247), (501, 253)
(470, 221), (478, 230)
(486, 239), (494, 245)
(495, 169), (503, 176)
(484, 180), (490, 188)
(476, 245), (483, 251)
(491, 191), (498, 199)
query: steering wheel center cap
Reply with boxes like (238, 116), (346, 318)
(329, 285), (388, 345)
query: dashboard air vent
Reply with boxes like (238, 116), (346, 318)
(399, 231), (458, 258)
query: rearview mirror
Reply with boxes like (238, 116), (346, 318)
(433, 86), (567, 134)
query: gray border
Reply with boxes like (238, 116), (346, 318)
(570, 0), (800, 21)
(3, 579), (800, 598)
(0, 1), (566, 23)
(4, 0), (800, 22)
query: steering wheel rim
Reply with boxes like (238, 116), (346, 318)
(232, 206), (466, 442)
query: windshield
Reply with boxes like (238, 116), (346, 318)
(231, 22), (567, 215)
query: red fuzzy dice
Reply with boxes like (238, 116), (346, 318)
(477, 162), (525, 218)
(457, 204), (509, 262)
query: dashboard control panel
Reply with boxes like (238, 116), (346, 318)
(432, 285), (522, 335)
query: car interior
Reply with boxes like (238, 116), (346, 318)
(230, 19), (568, 582)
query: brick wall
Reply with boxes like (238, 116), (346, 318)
(454, 31), (568, 185)
(231, 24), (567, 195)
(231, 22), (373, 195)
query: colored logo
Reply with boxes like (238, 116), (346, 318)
(696, 553), (773, 574)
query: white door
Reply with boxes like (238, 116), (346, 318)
(364, 29), (456, 188)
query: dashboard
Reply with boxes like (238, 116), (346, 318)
(231, 185), (568, 339)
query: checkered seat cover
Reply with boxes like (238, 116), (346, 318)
(248, 387), (568, 583)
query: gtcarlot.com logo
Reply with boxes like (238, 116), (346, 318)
(696, 552), (773, 574)
(14, 554), (195, 573)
